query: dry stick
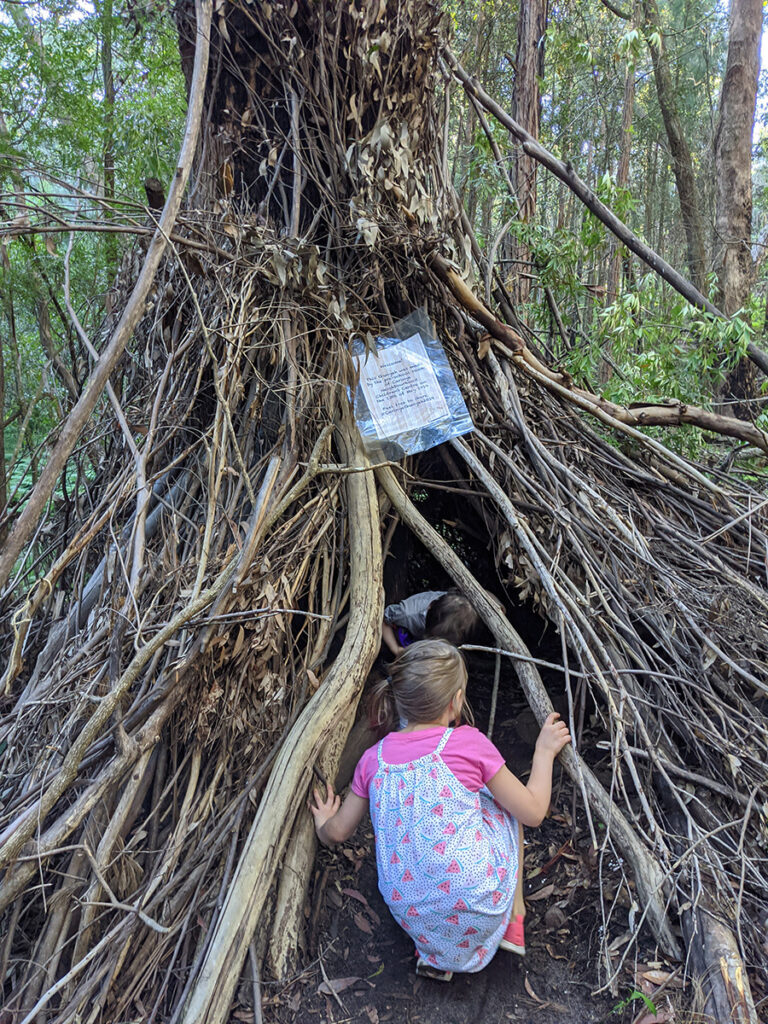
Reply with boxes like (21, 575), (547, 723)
(452, 432), (668, 849)
(375, 463), (680, 958)
(179, 423), (383, 1024)
(248, 943), (264, 1024)
(486, 652), (501, 741)
(0, 220), (234, 259)
(444, 49), (768, 378)
(0, 0), (213, 597)
(0, 461), (278, 875)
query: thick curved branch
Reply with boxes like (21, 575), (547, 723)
(180, 424), (383, 1024)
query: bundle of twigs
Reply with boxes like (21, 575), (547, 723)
(0, 1), (766, 1022)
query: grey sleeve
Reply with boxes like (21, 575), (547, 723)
(383, 591), (446, 638)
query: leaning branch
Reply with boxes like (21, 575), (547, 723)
(429, 253), (768, 456)
(444, 51), (768, 378)
(0, 0), (213, 597)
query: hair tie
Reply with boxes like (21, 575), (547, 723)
(385, 674), (393, 686)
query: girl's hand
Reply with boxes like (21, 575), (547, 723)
(535, 712), (571, 758)
(310, 783), (341, 832)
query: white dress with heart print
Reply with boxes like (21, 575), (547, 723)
(369, 727), (519, 973)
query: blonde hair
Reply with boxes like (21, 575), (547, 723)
(368, 639), (472, 735)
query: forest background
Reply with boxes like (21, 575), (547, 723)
(2, 0), (768, 1021)
(2, 0), (768, 512)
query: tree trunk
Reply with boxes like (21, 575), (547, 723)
(607, 67), (635, 304)
(714, 0), (762, 412)
(510, 0), (546, 310)
(99, 0), (118, 279)
(642, 0), (708, 292)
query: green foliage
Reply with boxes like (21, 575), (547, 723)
(612, 988), (657, 1017)
(1, 0), (185, 501)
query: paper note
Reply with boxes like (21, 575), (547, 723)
(356, 334), (451, 439)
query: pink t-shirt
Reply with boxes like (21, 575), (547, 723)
(351, 725), (505, 798)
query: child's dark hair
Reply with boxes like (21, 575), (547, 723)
(368, 639), (472, 736)
(424, 592), (480, 646)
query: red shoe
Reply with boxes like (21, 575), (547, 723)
(499, 914), (525, 956)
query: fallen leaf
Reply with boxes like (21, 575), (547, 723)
(342, 887), (369, 905)
(524, 976), (544, 1003)
(635, 1013), (674, 1024)
(364, 1007), (380, 1024)
(353, 912), (373, 934)
(641, 969), (681, 988)
(544, 905), (567, 929)
(527, 883), (555, 901)
(317, 976), (360, 996)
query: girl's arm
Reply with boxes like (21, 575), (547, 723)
(486, 712), (571, 827)
(310, 783), (368, 846)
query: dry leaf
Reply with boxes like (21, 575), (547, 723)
(527, 883), (555, 901)
(317, 976), (360, 996)
(641, 969), (680, 988)
(364, 1007), (379, 1024)
(545, 943), (567, 960)
(353, 912), (373, 934)
(544, 905), (567, 929)
(341, 887), (368, 906)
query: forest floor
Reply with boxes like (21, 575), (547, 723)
(251, 656), (692, 1024)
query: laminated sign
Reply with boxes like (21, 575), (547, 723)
(352, 311), (473, 459)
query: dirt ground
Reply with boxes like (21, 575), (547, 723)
(253, 659), (689, 1024)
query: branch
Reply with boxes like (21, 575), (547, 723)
(179, 424), (383, 1024)
(0, 0), (213, 597)
(429, 253), (768, 456)
(598, 0), (631, 18)
(444, 51), (768, 378)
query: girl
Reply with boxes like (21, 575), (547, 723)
(310, 639), (571, 981)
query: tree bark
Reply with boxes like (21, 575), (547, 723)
(641, 0), (708, 293)
(510, 0), (547, 309)
(714, 0), (762, 411)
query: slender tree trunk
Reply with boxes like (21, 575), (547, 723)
(510, 0), (546, 310)
(100, 0), (117, 279)
(601, 61), (636, 384)
(642, 0), (708, 292)
(714, 0), (762, 412)
(0, 260), (6, 545)
(608, 67), (635, 302)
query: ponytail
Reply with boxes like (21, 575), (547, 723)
(367, 674), (398, 738)
(367, 640), (471, 737)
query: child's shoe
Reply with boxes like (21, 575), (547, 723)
(499, 913), (525, 955)
(415, 957), (453, 982)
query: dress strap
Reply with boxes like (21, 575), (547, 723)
(435, 727), (453, 755)
(376, 738), (386, 769)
